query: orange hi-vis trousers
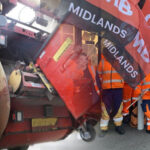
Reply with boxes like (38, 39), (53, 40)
(122, 83), (133, 116)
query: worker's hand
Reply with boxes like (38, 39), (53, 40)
(145, 104), (150, 118)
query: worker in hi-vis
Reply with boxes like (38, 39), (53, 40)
(140, 74), (150, 133)
(98, 53), (125, 135)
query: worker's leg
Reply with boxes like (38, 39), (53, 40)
(146, 117), (150, 133)
(100, 102), (110, 131)
(100, 89), (113, 131)
(122, 84), (132, 117)
(122, 99), (132, 124)
(112, 88), (125, 134)
(141, 100), (150, 133)
(114, 103), (125, 134)
(129, 104), (138, 128)
(113, 102), (123, 126)
(112, 88), (123, 126)
(122, 84), (133, 123)
(122, 99), (131, 117)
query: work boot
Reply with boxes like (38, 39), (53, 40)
(99, 129), (108, 137)
(115, 125), (125, 135)
(123, 115), (131, 124)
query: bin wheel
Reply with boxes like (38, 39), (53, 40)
(79, 123), (96, 142)
(8, 145), (29, 150)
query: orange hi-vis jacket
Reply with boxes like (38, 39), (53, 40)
(98, 55), (124, 90)
(141, 74), (150, 100)
(88, 64), (100, 95)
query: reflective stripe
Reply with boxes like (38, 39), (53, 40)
(89, 65), (96, 81)
(147, 122), (150, 126)
(101, 58), (104, 75)
(102, 58), (104, 68)
(122, 113), (129, 116)
(97, 90), (100, 94)
(98, 71), (102, 74)
(143, 82), (150, 86)
(134, 86), (141, 90)
(142, 80), (150, 85)
(142, 89), (150, 93)
(89, 65), (100, 95)
(102, 79), (123, 84)
(94, 82), (100, 94)
(100, 119), (109, 127)
(123, 98), (131, 103)
(132, 96), (141, 100)
(94, 82), (97, 86)
(90, 66), (96, 77)
(98, 70), (117, 74)
(147, 118), (150, 121)
(142, 79), (146, 85)
(113, 117), (123, 122)
(134, 87), (138, 90)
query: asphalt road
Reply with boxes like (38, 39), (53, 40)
(28, 123), (150, 150)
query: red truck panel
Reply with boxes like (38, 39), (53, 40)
(0, 96), (73, 149)
(0, 130), (70, 148)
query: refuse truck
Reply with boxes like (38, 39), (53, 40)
(0, 0), (101, 149)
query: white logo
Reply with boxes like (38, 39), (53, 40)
(133, 32), (150, 63)
(106, 0), (133, 16)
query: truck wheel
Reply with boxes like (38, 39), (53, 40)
(79, 124), (96, 142)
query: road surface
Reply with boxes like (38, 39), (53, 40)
(28, 123), (150, 150)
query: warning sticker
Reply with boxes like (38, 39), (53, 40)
(53, 37), (72, 62)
